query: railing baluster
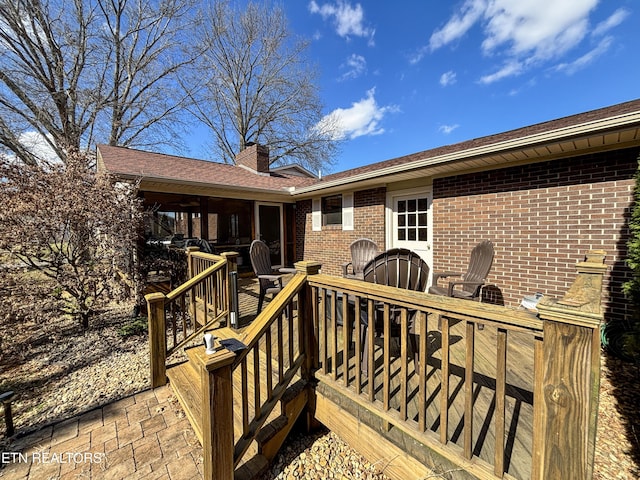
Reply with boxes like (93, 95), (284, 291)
(418, 311), (428, 432)
(253, 345), (262, 421)
(320, 289), (328, 374)
(342, 292), (350, 387)
(277, 314), (284, 384)
(367, 298), (375, 401)
(331, 291), (338, 381)
(354, 295), (362, 394)
(288, 307), (294, 369)
(400, 308), (408, 422)
(495, 328), (507, 476)
(440, 315), (450, 445)
(241, 357), (249, 438)
(464, 321), (475, 459)
(266, 328), (273, 398)
(383, 303), (391, 430)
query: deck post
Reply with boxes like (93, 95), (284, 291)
(186, 246), (199, 280)
(221, 251), (239, 326)
(294, 261), (322, 430)
(146, 292), (168, 388)
(198, 347), (236, 480)
(533, 250), (607, 480)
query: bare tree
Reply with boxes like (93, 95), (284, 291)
(0, 0), (199, 166)
(0, 150), (143, 328)
(190, 0), (339, 170)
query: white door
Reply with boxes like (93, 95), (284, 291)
(255, 202), (284, 268)
(386, 188), (433, 285)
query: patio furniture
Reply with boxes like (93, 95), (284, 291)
(342, 238), (379, 279)
(428, 240), (494, 301)
(360, 248), (429, 375)
(249, 240), (296, 315)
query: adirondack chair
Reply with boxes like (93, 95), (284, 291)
(249, 240), (296, 315)
(428, 240), (495, 301)
(360, 248), (429, 376)
(342, 238), (379, 279)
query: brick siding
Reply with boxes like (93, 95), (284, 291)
(294, 149), (637, 323)
(432, 148), (638, 321)
(295, 188), (386, 276)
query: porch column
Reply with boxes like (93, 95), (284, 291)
(200, 196), (209, 240)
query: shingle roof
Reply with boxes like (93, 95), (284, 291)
(98, 98), (640, 195)
(320, 98), (640, 184)
(97, 144), (318, 192)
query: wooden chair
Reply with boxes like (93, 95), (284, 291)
(360, 248), (429, 375)
(342, 238), (378, 279)
(249, 240), (296, 315)
(428, 240), (494, 301)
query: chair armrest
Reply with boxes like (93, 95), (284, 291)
(342, 261), (353, 277)
(279, 267), (297, 274)
(433, 271), (462, 283)
(447, 280), (485, 297)
(258, 273), (283, 282)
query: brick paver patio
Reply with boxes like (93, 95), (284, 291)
(0, 386), (204, 479)
(0, 274), (274, 480)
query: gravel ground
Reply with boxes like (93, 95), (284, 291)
(1, 302), (639, 479)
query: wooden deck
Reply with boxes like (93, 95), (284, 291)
(149, 251), (604, 480)
(314, 315), (536, 479)
(167, 275), (537, 479)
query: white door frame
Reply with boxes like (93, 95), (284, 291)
(385, 186), (433, 284)
(254, 202), (284, 268)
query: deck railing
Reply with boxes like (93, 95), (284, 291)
(154, 251), (604, 480)
(189, 261), (321, 479)
(306, 250), (605, 480)
(146, 249), (238, 387)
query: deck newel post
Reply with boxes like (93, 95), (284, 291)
(294, 260), (322, 430)
(533, 250), (607, 480)
(221, 251), (239, 326)
(199, 348), (237, 480)
(186, 246), (199, 279)
(146, 292), (168, 388)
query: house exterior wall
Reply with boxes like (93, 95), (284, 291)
(432, 147), (638, 321)
(295, 188), (386, 275)
(295, 148), (637, 323)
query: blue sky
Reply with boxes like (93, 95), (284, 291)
(192, 1), (638, 173)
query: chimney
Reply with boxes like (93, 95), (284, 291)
(235, 143), (270, 173)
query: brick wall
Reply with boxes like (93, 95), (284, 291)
(432, 148), (638, 321)
(295, 188), (386, 276)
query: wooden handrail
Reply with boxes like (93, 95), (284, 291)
(194, 261), (320, 479)
(146, 251), (235, 388)
(305, 251), (605, 480)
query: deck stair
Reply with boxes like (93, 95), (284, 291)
(166, 326), (309, 479)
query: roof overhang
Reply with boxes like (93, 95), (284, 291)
(290, 109), (640, 198)
(119, 174), (296, 203)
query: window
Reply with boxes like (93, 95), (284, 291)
(322, 194), (342, 226)
(311, 192), (353, 231)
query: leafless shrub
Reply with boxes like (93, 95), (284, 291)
(0, 150), (142, 328)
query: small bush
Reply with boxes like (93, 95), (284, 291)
(117, 317), (148, 337)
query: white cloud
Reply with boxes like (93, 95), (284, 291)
(340, 53), (367, 80)
(439, 70), (457, 86)
(592, 8), (630, 37)
(479, 60), (524, 84)
(308, 1), (374, 43)
(554, 36), (613, 75)
(439, 124), (460, 134)
(423, 0), (624, 84)
(317, 88), (397, 141)
(429, 0), (486, 51)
